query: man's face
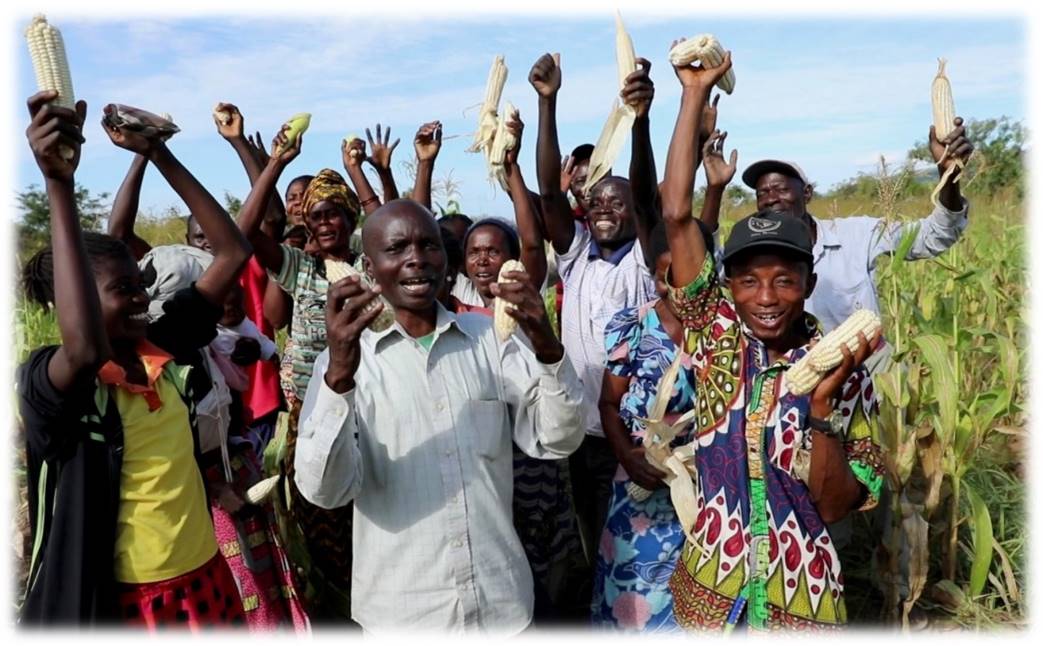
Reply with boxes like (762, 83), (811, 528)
(364, 207), (447, 312)
(185, 217), (212, 253)
(569, 158), (591, 213)
(725, 252), (815, 347)
(464, 225), (512, 302)
(754, 172), (810, 217)
(587, 178), (637, 249)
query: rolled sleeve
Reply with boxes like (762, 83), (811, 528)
(870, 198), (970, 264)
(270, 244), (303, 293)
(501, 341), (584, 460)
(666, 253), (720, 334)
(294, 352), (363, 509)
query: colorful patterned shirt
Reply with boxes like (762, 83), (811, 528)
(666, 254), (885, 632)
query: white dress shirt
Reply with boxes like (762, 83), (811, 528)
(556, 223), (655, 438)
(294, 304), (584, 634)
(805, 199), (969, 332)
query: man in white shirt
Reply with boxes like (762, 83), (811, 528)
(741, 116), (974, 341)
(293, 199), (584, 634)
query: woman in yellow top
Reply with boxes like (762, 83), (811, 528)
(18, 91), (252, 628)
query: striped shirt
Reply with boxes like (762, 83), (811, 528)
(557, 223), (654, 437)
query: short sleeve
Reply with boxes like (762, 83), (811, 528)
(272, 244), (305, 293)
(147, 284), (223, 358)
(603, 306), (642, 378)
(666, 253), (721, 340)
(554, 222), (591, 281)
(17, 346), (96, 460)
(838, 366), (885, 511)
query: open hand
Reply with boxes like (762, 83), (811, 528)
(366, 123), (400, 172)
(702, 130), (738, 189)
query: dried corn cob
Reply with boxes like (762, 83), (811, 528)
(493, 259), (525, 341)
(929, 57), (965, 208)
(467, 55), (508, 154)
(487, 102), (518, 192)
(325, 258), (396, 332)
(212, 103), (232, 126)
(25, 14), (76, 160)
(615, 10), (637, 92)
(668, 34), (735, 95)
(785, 309), (881, 395)
(245, 475), (280, 505)
(273, 112), (311, 156)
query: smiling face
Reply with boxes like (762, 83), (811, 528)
(754, 172), (812, 218)
(725, 251), (816, 355)
(362, 201), (447, 313)
(94, 253), (151, 343)
(465, 225), (514, 303)
(284, 178), (310, 227)
(587, 177), (637, 249)
(306, 200), (356, 255)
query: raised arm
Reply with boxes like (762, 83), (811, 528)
(26, 92), (112, 391)
(366, 123), (400, 202)
(624, 58), (658, 226)
(661, 42), (731, 286)
(263, 280), (293, 330)
(342, 136), (382, 216)
(412, 121), (442, 211)
(235, 128), (303, 274)
(698, 130), (738, 233)
(503, 110), (548, 292)
(104, 117), (251, 307)
(529, 53), (575, 255)
(107, 153), (152, 260)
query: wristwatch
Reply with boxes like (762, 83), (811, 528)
(807, 410), (844, 439)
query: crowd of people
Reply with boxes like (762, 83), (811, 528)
(16, 37), (973, 634)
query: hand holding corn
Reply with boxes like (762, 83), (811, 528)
(809, 329), (878, 419)
(488, 265), (563, 363)
(620, 58), (654, 119)
(702, 129), (738, 189)
(365, 123), (400, 172)
(670, 37), (733, 93)
(101, 111), (165, 159)
(323, 275), (386, 393)
(502, 109), (523, 168)
(26, 91), (86, 183)
(528, 53), (562, 99)
(269, 125), (303, 167)
(212, 102), (243, 140)
(342, 136), (366, 169)
(414, 121), (443, 163)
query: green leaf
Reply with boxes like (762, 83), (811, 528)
(892, 223), (921, 266)
(962, 481), (994, 598)
(973, 388), (1012, 433)
(913, 335), (958, 443)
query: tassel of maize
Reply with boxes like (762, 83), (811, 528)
(272, 112), (311, 156)
(667, 34), (735, 95)
(929, 58), (965, 208)
(325, 259), (396, 332)
(467, 55), (508, 154)
(25, 15), (76, 160)
(615, 10), (637, 92)
(493, 259), (525, 341)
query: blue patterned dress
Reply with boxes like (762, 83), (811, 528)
(591, 300), (695, 631)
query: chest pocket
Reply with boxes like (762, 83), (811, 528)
(459, 399), (510, 461)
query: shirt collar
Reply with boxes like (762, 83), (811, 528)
(98, 340), (174, 411)
(368, 302), (473, 354)
(587, 237), (636, 265)
(808, 214), (842, 263)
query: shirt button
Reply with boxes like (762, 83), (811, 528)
(435, 402), (445, 412)
(445, 449), (453, 457)
(449, 494), (459, 504)
(452, 538), (463, 548)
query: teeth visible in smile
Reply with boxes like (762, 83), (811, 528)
(756, 314), (779, 323)
(130, 313), (150, 322)
(594, 222), (613, 231)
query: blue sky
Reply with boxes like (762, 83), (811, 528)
(8, 9), (1028, 225)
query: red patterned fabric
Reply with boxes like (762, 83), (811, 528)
(240, 257), (281, 423)
(118, 553), (245, 630)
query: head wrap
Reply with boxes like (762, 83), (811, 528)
(302, 169), (361, 224)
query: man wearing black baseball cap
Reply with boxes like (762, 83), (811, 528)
(656, 52), (884, 632)
(740, 117), (973, 338)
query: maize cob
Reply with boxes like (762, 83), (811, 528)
(25, 15), (76, 160)
(667, 34), (735, 95)
(325, 259), (396, 332)
(212, 103), (232, 126)
(615, 10), (637, 92)
(272, 112), (311, 156)
(467, 55), (508, 154)
(343, 133), (364, 160)
(784, 356), (824, 397)
(805, 309), (881, 372)
(929, 57), (965, 208)
(245, 475), (280, 505)
(932, 58), (955, 142)
(493, 259), (525, 341)
(582, 100), (635, 193)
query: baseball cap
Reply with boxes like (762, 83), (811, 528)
(722, 211), (813, 267)
(741, 159), (810, 189)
